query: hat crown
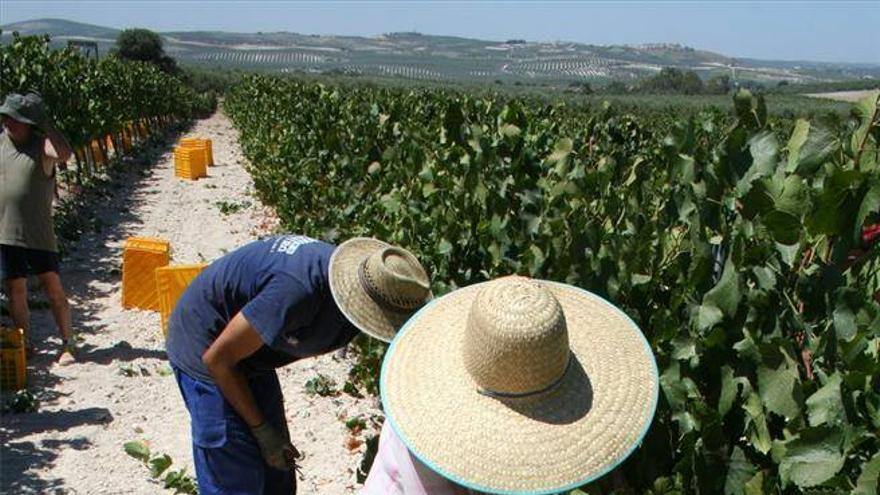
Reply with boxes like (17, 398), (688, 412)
(1, 92), (44, 124)
(360, 247), (431, 311)
(463, 277), (571, 397)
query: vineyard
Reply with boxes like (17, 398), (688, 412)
(227, 75), (880, 493)
(1, 26), (879, 495)
(0, 33), (215, 184)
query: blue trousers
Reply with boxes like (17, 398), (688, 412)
(174, 368), (296, 495)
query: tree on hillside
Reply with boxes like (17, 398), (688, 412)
(706, 74), (732, 94)
(640, 67), (705, 94)
(115, 28), (178, 74)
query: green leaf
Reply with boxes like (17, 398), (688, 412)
(786, 119), (810, 172)
(671, 335), (696, 361)
(437, 238), (453, 255)
(743, 470), (765, 495)
(762, 210), (801, 245)
(853, 452), (880, 495)
(674, 153), (696, 184)
(743, 392), (772, 454)
(778, 427), (846, 488)
(736, 131), (779, 197)
(124, 441), (151, 463)
(149, 454), (173, 478)
(807, 168), (862, 236)
(852, 90), (880, 170)
(499, 123), (521, 139)
(794, 121), (838, 175)
(747, 172), (809, 244)
(833, 289), (860, 342)
(547, 137), (573, 175)
(769, 173), (809, 216)
(701, 256), (741, 321)
(757, 351), (801, 420)
(805, 372), (845, 427)
(660, 362), (701, 433)
(697, 303), (724, 331)
(718, 365), (737, 416)
(724, 446), (758, 495)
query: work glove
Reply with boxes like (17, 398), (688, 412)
(250, 422), (300, 472)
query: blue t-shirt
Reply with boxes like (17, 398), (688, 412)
(165, 235), (359, 382)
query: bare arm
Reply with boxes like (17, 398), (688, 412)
(202, 312), (266, 427)
(41, 123), (73, 176)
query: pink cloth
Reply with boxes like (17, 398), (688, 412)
(360, 422), (472, 495)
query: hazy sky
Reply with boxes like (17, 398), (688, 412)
(1, 1), (878, 64)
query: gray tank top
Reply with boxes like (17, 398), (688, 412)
(0, 131), (58, 252)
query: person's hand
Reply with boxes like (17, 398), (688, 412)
(249, 422), (300, 471)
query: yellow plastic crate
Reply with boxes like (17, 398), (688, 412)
(174, 147), (207, 180)
(122, 237), (171, 311)
(0, 327), (26, 391)
(179, 138), (214, 166)
(156, 263), (209, 335)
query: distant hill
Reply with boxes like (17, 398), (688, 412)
(3, 18), (879, 84)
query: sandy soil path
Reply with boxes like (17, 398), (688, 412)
(0, 111), (381, 494)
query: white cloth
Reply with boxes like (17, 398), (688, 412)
(360, 422), (474, 495)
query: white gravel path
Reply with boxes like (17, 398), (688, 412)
(0, 111), (382, 494)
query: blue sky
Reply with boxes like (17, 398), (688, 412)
(1, 1), (878, 64)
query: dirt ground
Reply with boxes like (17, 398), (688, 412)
(0, 111), (381, 494)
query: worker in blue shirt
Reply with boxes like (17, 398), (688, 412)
(165, 235), (432, 495)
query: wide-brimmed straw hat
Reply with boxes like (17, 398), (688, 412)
(329, 237), (432, 342)
(381, 276), (658, 495)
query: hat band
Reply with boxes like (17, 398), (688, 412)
(357, 259), (419, 314)
(476, 352), (573, 399)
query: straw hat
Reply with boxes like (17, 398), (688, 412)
(381, 276), (658, 495)
(329, 237), (432, 342)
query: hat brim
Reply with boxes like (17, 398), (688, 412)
(0, 105), (37, 126)
(329, 237), (419, 343)
(380, 280), (659, 495)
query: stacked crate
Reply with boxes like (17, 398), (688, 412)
(0, 327), (26, 391)
(156, 263), (209, 335)
(121, 237), (171, 311)
(174, 146), (207, 180)
(179, 137), (214, 167)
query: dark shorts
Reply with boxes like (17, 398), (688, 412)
(173, 367), (296, 495)
(0, 245), (60, 280)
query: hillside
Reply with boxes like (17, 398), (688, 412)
(3, 18), (879, 84)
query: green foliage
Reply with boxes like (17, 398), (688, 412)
(181, 65), (244, 94)
(639, 67), (705, 94)
(124, 440), (198, 494)
(1, 33), (208, 147)
(115, 28), (178, 74)
(214, 199), (252, 215)
(1, 389), (38, 413)
(227, 75), (880, 493)
(304, 373), (338, 397)
(706, 74), (732, 95)
(346, 333), (387, 396)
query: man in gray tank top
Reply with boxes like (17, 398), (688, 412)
(0, 92), (76, 364)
